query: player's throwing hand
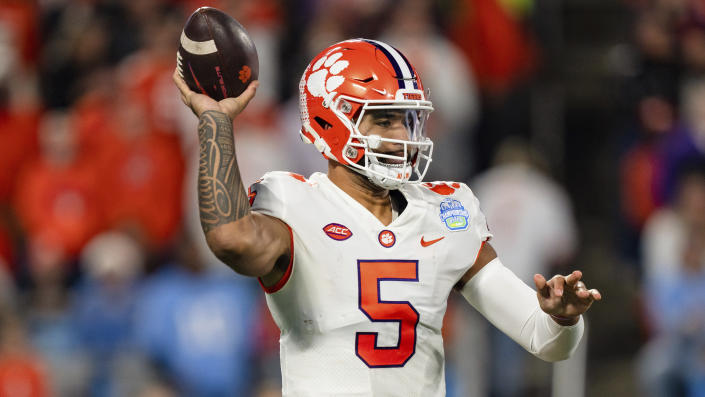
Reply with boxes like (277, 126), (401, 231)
(172, 69), (258, 119)
(533, 271), (602, 325)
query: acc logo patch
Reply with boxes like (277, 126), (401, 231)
(378, 230), (396, 248)
(323, 223), (352, 241)
(439, 198), (469, 231)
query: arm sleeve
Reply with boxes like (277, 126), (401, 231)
(459, 257), (585, 362)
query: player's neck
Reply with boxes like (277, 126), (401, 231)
(328, 161), (394, 225)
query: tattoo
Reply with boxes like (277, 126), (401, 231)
(197, 111), (250, 233)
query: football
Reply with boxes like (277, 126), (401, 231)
(176, 7), (258, 100)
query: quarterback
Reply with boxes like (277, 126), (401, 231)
(173, 39), (601, 396)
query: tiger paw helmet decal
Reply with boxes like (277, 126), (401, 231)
(306, 51), (349, 104)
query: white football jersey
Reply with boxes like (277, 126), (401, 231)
(249, 171), (492, 397)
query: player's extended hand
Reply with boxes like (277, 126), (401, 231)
(172, 68), (258, 119)
(533, 271), (602, 326)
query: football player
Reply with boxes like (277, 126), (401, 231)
(173, 39), (601, 396)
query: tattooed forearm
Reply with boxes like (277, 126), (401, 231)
(198, 110), (250, 234)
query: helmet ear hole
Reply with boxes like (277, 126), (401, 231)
(314, 116), (333, 130)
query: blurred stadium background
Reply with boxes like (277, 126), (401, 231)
(0, 0), (704, 396)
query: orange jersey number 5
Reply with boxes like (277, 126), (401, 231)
(356, 260), (419, 367)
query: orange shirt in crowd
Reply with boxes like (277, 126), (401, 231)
(99, 130), (184, 248)
(72, 93), (118, 164)
(0, 109), (40, 204)
(72, 64), (186, 249)
(449, 0), (536, 94)
(119, 53), (175, 126)
(0, 0), (39, 65)
(14, 158), (105, 258)
(0, 354), (48, 397)
(621, 144), (662, 228)
(0, 223), (14, 273)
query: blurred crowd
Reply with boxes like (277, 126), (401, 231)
(3, 0), (704, 396)
(616, 0), (705, 396)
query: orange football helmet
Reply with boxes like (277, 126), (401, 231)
(299, 39), (434, 189)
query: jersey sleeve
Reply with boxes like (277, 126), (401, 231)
(247, 172), (300, 294)
(457, 182), (493, 243)
(418, 180), (494, 288)
(248, 171), (289, 221)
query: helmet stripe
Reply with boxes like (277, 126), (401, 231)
(395, 50), (419, 90)
(363, 39), (415, 90)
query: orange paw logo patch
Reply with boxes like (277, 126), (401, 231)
(238, 65), (252, 83)
(288, 173), (306, 182)
(422, 182), (460, 195)
(378, 230), (396, 248)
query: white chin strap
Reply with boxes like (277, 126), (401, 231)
(361, 134), (411, 189)
(366, 161), (411, 190)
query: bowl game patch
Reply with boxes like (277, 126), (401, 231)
(439, 198), (469, 231)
